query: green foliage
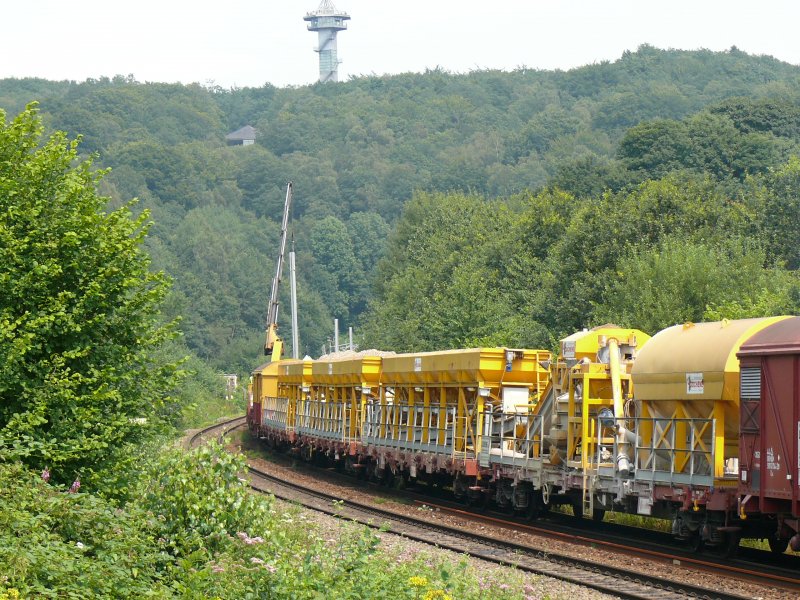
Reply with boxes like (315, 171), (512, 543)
(2, 47), (799, 367)
(618, 104), (800, 182)
(141, 440), (271, 554)
(0, 105), (183, 489)
(594, 236), (800, 334)
(307, 215), (365, 324)
(363, 161), (800, 351)
(0, 462), (169, 598)
(362, 191), (550, 351)
(0, 446), (548, 599)
(750, 156), (800, 269)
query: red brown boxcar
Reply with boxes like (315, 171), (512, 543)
(737, 316), (800, 552)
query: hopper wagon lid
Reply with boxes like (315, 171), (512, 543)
(380, 347), (548, 387)
(251, 361), (273, 375)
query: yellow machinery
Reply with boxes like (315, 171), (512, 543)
(250, 183), (293, 431)
(541, 326), (650, 470)
(373, 348), (550, 466)
(632, 317), (790, 481)
(534, 325), (649, 517)
(305, 356), (382, 446)
(274, 359), (313, 434)
(250, 360), (280, 429)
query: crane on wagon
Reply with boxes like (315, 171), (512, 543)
(264, 182), (298, 360)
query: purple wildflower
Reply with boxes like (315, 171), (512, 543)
(68, 479), (81, 493)
(41, 468), (50, 483)
(236, 531), (264, 545)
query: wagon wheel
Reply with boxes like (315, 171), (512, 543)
(724, 532), (741, 558)
(688, 530), (704, 553)
(524, 495), (540, 522)
(503, 498), (515, 515)
(768, 536), (789, 555)
(469, 488), (490, 513)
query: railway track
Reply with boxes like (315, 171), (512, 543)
(414, 498), (800, 591)
(245, 435), (800, 595)
(186, 415), (247, 448)
(190, 419), (797, 599)
(248, 435), (800, 592)
(244, 461), (755, 600)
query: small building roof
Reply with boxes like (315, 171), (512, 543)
(225, 125), (257, 142)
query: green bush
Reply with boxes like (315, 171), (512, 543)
(141, 440), (271, 554)
(0, 462), (169, 598)
(0, 444), (548, 599)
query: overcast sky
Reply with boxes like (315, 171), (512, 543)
(3, 1), (799, 88)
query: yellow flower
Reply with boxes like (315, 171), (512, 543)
(423, 590), (452, 600)
(408, 576), (428, 588)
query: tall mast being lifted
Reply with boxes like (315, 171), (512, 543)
(264, 182), (293, 358)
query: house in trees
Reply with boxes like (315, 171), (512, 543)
(225, 125), (257, 146)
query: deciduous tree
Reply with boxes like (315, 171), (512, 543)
(0, 105), (182, 488)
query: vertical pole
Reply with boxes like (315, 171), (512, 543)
(289, 250), (299, 359)
(334, 319), (339, 352)
(349, 327), (353, 351)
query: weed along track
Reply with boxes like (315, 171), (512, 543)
(242, 457), (762, 600)
(190, 418), (796, 600)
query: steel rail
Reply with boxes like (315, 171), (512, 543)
(417, 499), (800, 590)
(244, 437), (800, 591)
(187, 415), (247, 449)
(245, 462), (753, 600)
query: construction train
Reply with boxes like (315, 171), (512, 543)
(247, 316), (800, 555)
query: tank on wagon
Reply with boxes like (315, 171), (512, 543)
(630, 316), (789, 550)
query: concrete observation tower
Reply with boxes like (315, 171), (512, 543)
(304, 0), (350, 83)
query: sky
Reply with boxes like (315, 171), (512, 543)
(2, 1), (799, 89)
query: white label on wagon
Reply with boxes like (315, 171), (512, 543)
(686, 372), (704, 394)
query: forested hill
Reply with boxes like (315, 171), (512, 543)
(2, 46), (799, 372)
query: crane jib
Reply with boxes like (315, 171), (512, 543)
(265, 183), (293, 347)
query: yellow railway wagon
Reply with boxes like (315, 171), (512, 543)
(302, 355), (382, 446)
(250, 360), (280, 429)
(373, 348), (550, 459)
(632, 317), (790, 480)
(276, 359), (313, 433)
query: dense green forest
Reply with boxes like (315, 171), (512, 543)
(2, 45), (800, 374)
(3, 45), (800, 597)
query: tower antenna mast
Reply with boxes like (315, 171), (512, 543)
(304, 1), (351, 83)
